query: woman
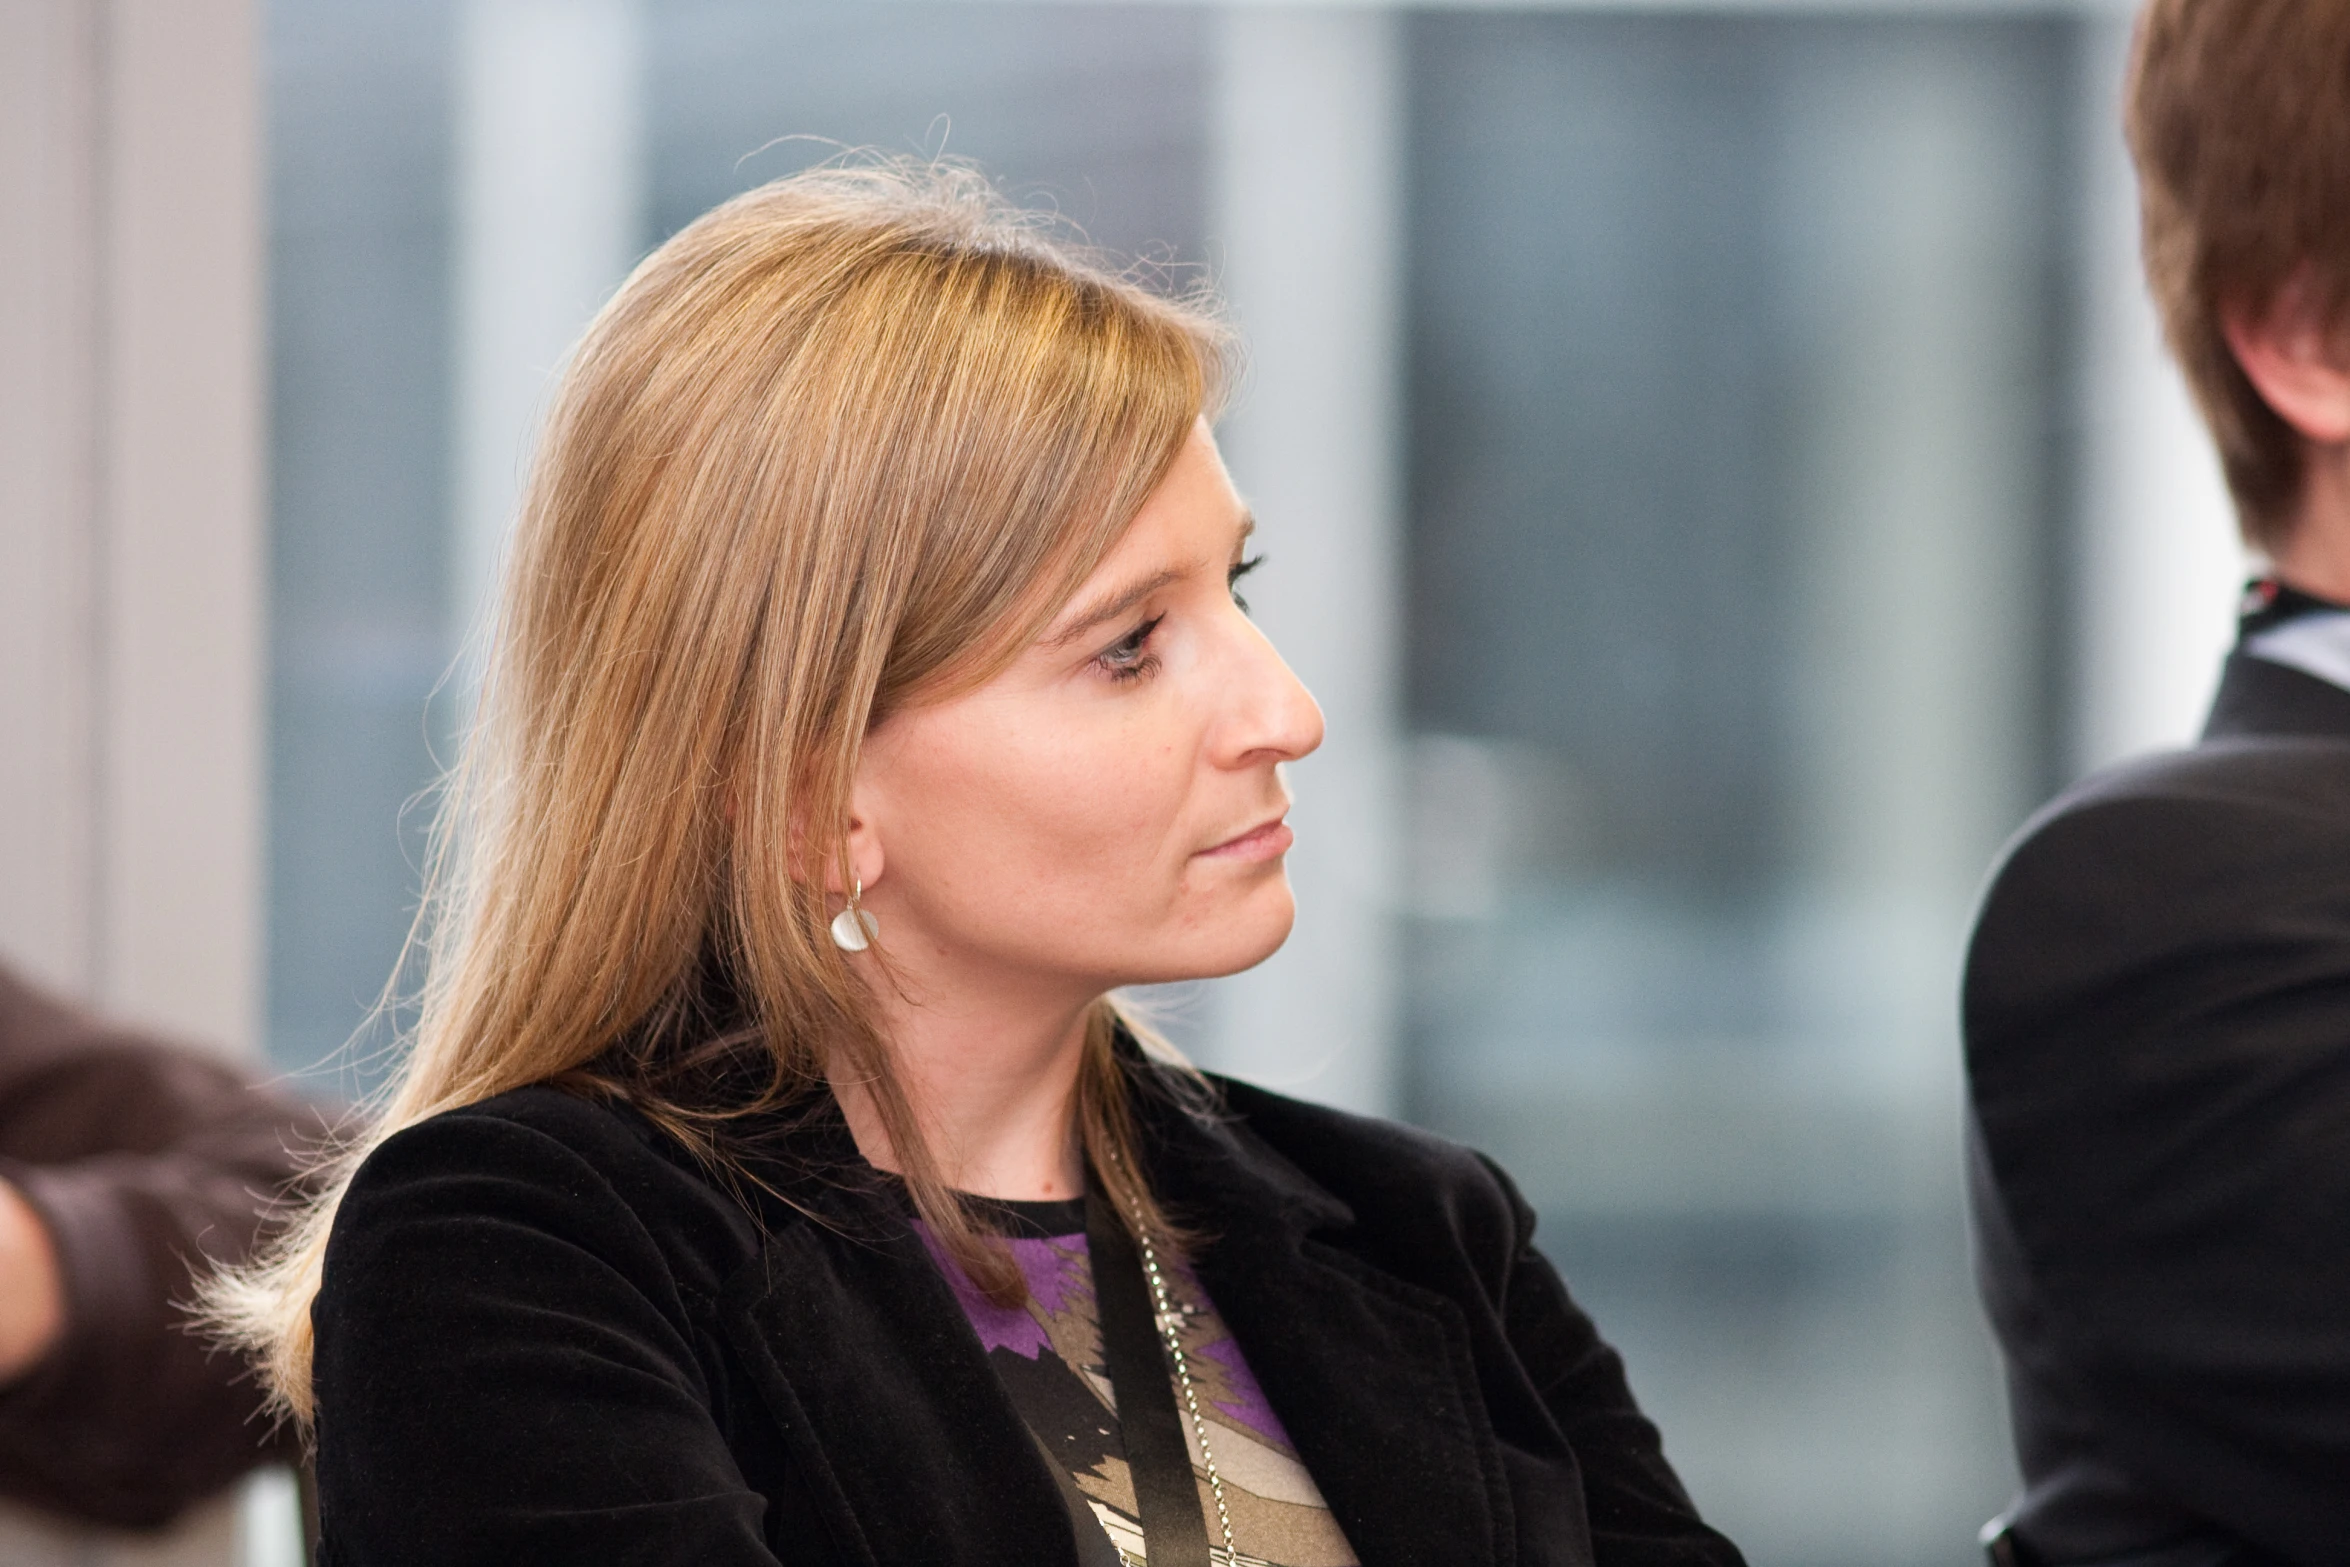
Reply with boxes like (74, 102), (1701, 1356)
(216, 163), (1743, 1567)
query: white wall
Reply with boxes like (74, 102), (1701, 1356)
(453, 0), (646, 662)
(1783, 29), (2048, 912)
(0, 0), (103, 1016)
(2068, 9), (2242, 773)
(0, 0), (264, 1053)
(0, 1), (269, 1557)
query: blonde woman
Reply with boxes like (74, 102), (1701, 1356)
(219, 165), (1742, 1567)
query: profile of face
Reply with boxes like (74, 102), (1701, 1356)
(846, 424), (1325, 1008)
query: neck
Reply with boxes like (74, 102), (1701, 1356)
(2271, 443), (2350, 603)
(833, 973), (1095, 1203)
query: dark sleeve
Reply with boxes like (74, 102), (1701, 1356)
(313, 1109), (777, 1566)
(1480, 1156), (1745, 1567)
(1965, 768), (2350, 1563)
(0, 960), (320, 1528)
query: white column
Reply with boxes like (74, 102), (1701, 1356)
(2071, 10), (2242, 773)
(453, 0), (646, 659)
(0, 0), (269, 1554)
(0, 0), (103, 1004)
(1781, 31), (2045, 921)
(0, 0), (264, 1059)
(1200, 9), (1405, 1117)
(100, 0), (268, 1055)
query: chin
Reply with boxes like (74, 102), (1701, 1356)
(1177, 887), (1299, 981)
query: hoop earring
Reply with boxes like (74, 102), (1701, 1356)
(830, 875), (879, 953)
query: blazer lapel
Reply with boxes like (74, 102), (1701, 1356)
(708, 1075), (1514, 1566)
(1153, 1098), (1512, 1567)
(2204, 647), (2350, 740)
(720, 1201), (1080, 1567)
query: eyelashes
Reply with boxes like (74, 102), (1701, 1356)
(1098, 615), (1165, 683)
(1093, 555), (1265, 685)
(1229, 553), (1263, 614)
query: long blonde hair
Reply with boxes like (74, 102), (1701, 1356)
(211, 161), (1231, 1424)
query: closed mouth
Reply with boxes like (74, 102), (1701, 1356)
(1199, 815), (1293, 860)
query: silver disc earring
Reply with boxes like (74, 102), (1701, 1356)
(830, 875), (879, 952)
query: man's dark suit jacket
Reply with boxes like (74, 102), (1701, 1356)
(311, 1057), (1746, 1566)
(1965, 648), (2350, 1566)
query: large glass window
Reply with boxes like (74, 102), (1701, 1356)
(1399, 17), (2069, 1557)
(267, 5), (2089, 1558)
(269, 0), (456, 1095)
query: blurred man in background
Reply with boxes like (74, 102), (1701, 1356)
(1964, 3), (2350, 1565)
(0, 957), (318, 1529)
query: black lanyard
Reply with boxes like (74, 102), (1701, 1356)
(1084, 1179), (1214, 1567)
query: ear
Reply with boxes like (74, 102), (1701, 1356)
(2224, 269), (2350, 445)
(784, 789), (885, 898)
(829, 802), (884, 898)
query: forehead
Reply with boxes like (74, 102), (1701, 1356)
(1037, 440), (1246, 634)
(1091, 429), (1246, 565)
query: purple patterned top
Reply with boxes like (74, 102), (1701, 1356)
(920, 1197), (1358, 1567)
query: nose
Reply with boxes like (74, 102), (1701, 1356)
(1216, 617), (1325, 769)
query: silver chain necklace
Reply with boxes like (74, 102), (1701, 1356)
(1128, 1205), (1237, 1564)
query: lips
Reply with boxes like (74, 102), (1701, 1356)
(1199, 815), (1293, 861)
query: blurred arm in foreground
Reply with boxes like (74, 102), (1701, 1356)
(0, 958), (323, 1529)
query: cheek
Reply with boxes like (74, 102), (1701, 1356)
(892, 703), (1199, 922)
(1031, 723), (1198, 904)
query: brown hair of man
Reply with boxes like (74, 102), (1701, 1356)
(2126, 0), (2350, 550)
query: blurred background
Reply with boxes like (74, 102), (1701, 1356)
(0, 0), (2248, 1563)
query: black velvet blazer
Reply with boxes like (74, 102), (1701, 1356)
(312, 1061), (1744, 1566)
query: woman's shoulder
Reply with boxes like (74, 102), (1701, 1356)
(328, 1083), (760, 1296)
(1207, 1072), (1493, 1173)
(350, 1082), (684, 1193)
(1199, 1073), (1531, 1259)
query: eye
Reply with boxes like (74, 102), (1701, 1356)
(1096, 614), (1165, 684)
(1228, 554), (1263, 614)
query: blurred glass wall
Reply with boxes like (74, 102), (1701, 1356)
(266, 3), (2103, 1560)
(269, 0), (457, 1094)
(1398, 16), (2068, 1560)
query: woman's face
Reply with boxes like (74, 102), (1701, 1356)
(850, 425), (1324, 1003)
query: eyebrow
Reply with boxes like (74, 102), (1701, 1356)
(1046, 567), (1186, 648)
(1045, 511), (1257, 649)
